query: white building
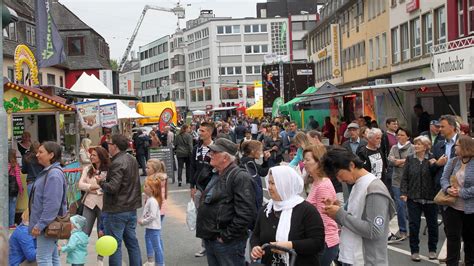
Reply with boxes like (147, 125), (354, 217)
(169, 30), (187, 112)
(139, 36), (170, 102)
(119, 53), (140, 108)
(184, 11), (289, 111)
(289, 13), (318, 61)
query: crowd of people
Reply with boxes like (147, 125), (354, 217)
(5, 105), (474, 266)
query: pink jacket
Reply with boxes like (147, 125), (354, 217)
(8, 163), (23, 196)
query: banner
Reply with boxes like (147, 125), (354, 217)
(76, 100), (100, 130)
(100, 103), (118, 128)
(35, 0), (66, 68)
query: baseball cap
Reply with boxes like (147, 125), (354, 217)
(208, 138), (238, 155)
(430, 120), (440, 126)
(347, 122), (360, 129)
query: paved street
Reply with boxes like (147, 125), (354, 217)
(60, 177), (448, 266)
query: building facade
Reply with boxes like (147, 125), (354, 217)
(139, 36), (170, 103)
(184, 14), (289, 111)
(3, 0), (66, 87)
(51, 1), (111, 88)
(289, 14), (318, 61)
(119, 54), (140, 108)
(169, 30), (187, 112)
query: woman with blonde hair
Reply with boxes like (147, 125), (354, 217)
(146, 159), (168, 221)
(303, 145), (339, 266)
(79, 138), (92, 168)
(289, 132), (311, 168)
(400, 135), (438, 261)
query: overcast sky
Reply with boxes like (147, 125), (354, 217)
(60, 0), (262, 61)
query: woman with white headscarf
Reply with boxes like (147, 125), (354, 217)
(250, 165), (325, 265)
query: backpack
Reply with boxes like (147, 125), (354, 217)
(8, 166), (19, 197)
(242, 161), (264, 213)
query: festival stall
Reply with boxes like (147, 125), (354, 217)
(246, 98), (264, 118)
(5, 47), (77, 215)
(279, 87), (329, 128)
(136, 101), (178, 131)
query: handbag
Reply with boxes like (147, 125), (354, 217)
(29, 166), (72, 239)
(8, 167), (19, 197)
(69, 191), (87, 216)
(434, 174), (459, 206)
(45, 213), (73, 239)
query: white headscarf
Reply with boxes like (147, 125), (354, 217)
(264, 165), (304, 265)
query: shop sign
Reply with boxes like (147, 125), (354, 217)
(297, 69), (313, 75)
(76, 100), (100, 130)
(318, 48), (327, 59)
(432, 46), (474, 78)
(100, 103), (118, 128)
(406, 0), (420, 12)
(12, 117), (25, 140)
(330, 24), (342, 78)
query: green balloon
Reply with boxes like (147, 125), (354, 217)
(96, 235), (118, 257)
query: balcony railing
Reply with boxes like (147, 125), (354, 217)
(431, 35), (474, 55)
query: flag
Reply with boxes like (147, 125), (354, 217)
(35, 0), (66, 68)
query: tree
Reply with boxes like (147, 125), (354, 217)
(109, 59), (119, 71)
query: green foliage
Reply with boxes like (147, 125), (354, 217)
(4, 96), (40, 113)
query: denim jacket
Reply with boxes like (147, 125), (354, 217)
(440, 157), (474, 214)
(29, 162), (67, 233)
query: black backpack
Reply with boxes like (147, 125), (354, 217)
(9, 167), (19, 197)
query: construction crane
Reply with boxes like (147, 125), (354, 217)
(118, 2), (186, 72)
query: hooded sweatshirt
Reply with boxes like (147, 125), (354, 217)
(335, 176), (396, 266)
(61, 228), (89, 264)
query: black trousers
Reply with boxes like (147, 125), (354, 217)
(177, 156), (191, 183)
(444, 207), (474, 266)
(136, 153), (148, 175)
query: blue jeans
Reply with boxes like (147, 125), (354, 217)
(391, 186), (407, 233)
(204, 239), (246, 266)
(36, 234), (60, 266)
(104, 211), (142, 266)
(9, 196), (17, 226)
(407, 199), (438, 254)
(320, 243), (339, 266)
(145, 228), (164, 265)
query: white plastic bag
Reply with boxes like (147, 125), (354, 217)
(186, 200), (197, 231)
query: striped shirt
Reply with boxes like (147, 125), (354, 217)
(306, 177), (340, 248)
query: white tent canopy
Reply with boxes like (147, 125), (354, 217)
(192, 110), (206, 115)
(99, 99), (143, 119)
(70, 72), (112, 95)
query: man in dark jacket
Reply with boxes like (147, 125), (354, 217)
(341, 122), (367, 155)
(414, 104), (431, 136)
(196, 138), (256, 265)
(190, 121), (215, 257)
(97, 134), (142, 266)
(420, 120), (445, 147)
(133, 129), (150, 176)
(432, 115), (459, 188)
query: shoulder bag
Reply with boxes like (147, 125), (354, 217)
(29, 167), (72, 239)
(434, 158), (459, 206)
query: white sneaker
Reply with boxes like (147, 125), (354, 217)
(194, 247), (206, 257)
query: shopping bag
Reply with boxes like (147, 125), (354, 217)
(186, 200), (197, 231)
